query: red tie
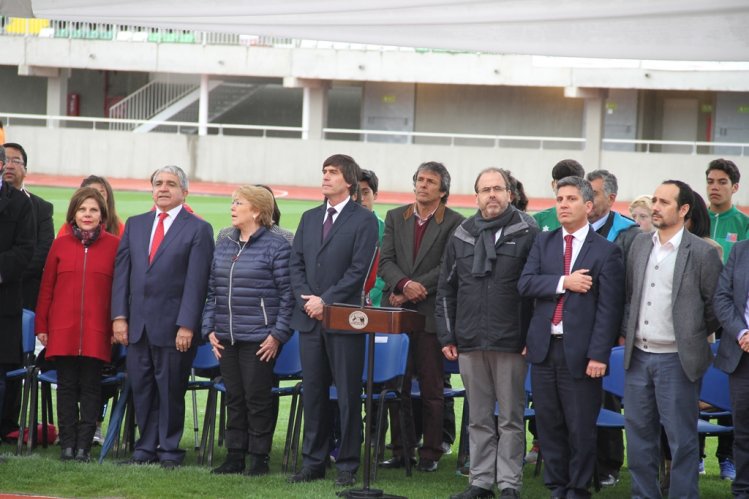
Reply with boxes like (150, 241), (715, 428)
(552, 234), (574, 325)
(149, 212), (168, 263)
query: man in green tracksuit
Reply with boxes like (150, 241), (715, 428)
(532, 159), (585, 232)
(704, 158), (748, 482)
(707, 158), (749, 264)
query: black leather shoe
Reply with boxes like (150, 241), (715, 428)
(160, 460), (180, 470)
(417, 458), (438, 472)
(245, 454), (270, 476)
(287, 467), (325, 483)
(334, 470), (356, 487)
(75, 448), (91, 463)
(379, 456), (416, 469)
(60, 447), (75, 461)
(212, 456), (246, 475)
(499, 488), (519, 498)
(450, 485), (496, 499)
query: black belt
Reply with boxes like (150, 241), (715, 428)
(551, 334), (564, 340)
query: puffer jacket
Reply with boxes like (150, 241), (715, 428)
(202, 226), (293, 344)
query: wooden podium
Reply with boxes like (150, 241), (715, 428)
(323, 304), (425, 499)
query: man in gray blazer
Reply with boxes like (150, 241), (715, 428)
(713, 239), (749, 498)
(378, 161), (464, 472)
(622, 180), (722, 499)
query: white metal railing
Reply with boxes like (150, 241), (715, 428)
(1, 112), (747, 155)
(108, 81), (199, 131)
(323, 128), (586, 149)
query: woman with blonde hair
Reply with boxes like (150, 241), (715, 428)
(35, 187), (120, 462)
(629, 195), (654, 233)
(202, 185), (294, 475)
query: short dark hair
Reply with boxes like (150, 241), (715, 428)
(556, 176), (594, 203)
(359, 169), (379, 194)
(706, 158), (740, 185)
(3, 142), (27, 168)
(413, 161), (451, 204)
(256, 184), (282, 225)
(323, 154), (361, 196)
(661, 180), (695, 221)
(687, 192), (711, 238)
(66, 187), (108, 226)
(504, 170), (529, 212)
(552, 159), (584, 181)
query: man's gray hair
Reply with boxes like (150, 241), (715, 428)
(151, 165), (189, 191)
(556, 176), (594, 203)
(586, 169), (618, 197)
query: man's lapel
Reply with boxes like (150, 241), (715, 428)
(672, 232), (691, 307)
(318, 201), (353, 253)
(149, 208), (189, 267)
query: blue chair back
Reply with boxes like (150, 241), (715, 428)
(524, 364), (532, 394)
(363, 334), (410, 384)
(443, 358), (460, 375)
(22, 309), (35, 355)
(603, 346), (626, 398)
(193, 343), (219, 371)
(274, 331), (302, 377)
(700, 363), (731, 412)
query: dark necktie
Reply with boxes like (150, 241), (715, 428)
(322, 207), (336, 241)
(552, 234), (574, 325)
(149, 212), (168, 263)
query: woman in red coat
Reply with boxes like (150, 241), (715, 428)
(35, 187), (120, 462)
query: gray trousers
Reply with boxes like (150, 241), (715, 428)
(625, 349), (700, 499)
(459, 350), (527, 492)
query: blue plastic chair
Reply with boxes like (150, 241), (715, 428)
(189, 343), (219, 457)
(11, 309), (36, 454)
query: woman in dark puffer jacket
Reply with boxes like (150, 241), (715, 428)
(202, 185), (293, 476)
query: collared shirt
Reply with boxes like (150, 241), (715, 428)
(590, 211), (610, 233)
(323, 196), (350, 225)
(149, 204), (183, 249)
(652, 226), (684, 264)
(554, 224), (590, 294)
(552, 224), (590, 335)
(414, 204), (438, 227)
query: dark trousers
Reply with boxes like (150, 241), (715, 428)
(127, 334), (195, 463)
(596, 391), (624, 477)
(219, 340), (275, 455)
(299, 326), (365, 473)
(0, 368), (21, 437)
(55, 356), (102, 451)
(730, 353), (749, 498)
(0, 364), (8, 435)
(533, 339), (601, 499)
(413, 373), (456, 445)
(389, 330), (444, 462)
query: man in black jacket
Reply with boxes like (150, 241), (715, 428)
(0, 145), (35, 450)
(436, 168), (538, 499)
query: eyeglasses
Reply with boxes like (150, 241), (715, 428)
(231, 200), (247, 206)
(4, 158), (24, 166)
(478, 186), (508, 194)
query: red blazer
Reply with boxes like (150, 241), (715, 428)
(36, 230), (120, 362)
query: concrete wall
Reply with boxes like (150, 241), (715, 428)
(0, 65), (47, 115)
(8, 125), (747, 205)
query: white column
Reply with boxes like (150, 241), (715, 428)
(46, 71), (69, 128)
(582, 91), (605, 169)
(301, 82), (329, 140)
(198, 74), (209, 136)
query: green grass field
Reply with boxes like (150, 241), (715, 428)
(0, 186), (733, 498)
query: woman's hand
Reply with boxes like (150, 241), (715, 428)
(208, 332), (224, 360)
(257, 335), (280, 362)
(37, 333), (48, 347)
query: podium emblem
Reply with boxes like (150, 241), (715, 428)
(348, 310), (369, 330)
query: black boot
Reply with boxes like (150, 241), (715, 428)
(245, 453), (270, 476)
(75, 448), (91, 463)
(60, 447), (75, 461)
(212, 449), (246, 475)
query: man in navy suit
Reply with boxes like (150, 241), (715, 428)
(519, 176), (624, 499)
(287, 154), (379, 487)
(713, 239), (749, 498)
(111, 165), (214, 468)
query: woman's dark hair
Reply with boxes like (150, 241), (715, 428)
(256, 184), (282, 225)
(686, 192), (711, 239)
(80, 175), (121, 236)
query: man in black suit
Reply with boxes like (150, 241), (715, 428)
(519, 176), (624, 499)
(0, 145), (35, 450)
(0, 142), (53, 440)
(287, 154), (379, 487)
